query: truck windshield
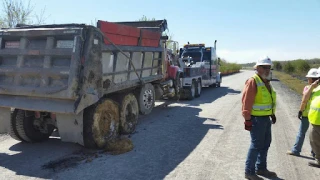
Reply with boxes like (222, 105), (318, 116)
(181, 51), (202, 63)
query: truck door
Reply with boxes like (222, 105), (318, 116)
(203, 48), (212, 78)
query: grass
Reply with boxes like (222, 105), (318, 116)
(273, 71), (307, 94)
(310, 64), (320, 68)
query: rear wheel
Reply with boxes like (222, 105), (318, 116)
(118, 93), (139, 134)
(186, 80), (196, 100)
(83, 98), (120, 149)
(9, 109), (24, 141)
(11, 109), (54, 143)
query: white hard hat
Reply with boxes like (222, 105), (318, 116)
(306, 68), (319, 78)
(317, 67), (320, 77)
(254, 56), (273, 68)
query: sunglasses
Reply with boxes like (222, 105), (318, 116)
(260, 66), (271, 70)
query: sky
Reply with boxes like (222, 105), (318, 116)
(2, 0), (320, 63)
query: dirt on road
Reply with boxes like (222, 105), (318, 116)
(1, 70), (320, 180)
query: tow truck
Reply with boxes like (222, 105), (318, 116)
(178, 42), (222, 90)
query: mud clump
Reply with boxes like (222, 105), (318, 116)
(105, 137), (134, 155)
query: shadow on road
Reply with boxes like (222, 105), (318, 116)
(171, 86), (242, 106)
(0, 104), (224, 179)
(0, 138), (83, 179)
(265, 176), (285, 180)
(90, 105), (224, 180)
(296, 154), (315, 161)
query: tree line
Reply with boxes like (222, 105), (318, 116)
(0, 0), (48, 28)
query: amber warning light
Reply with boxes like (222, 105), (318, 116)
(5, 41), (20, 48)
(183, 43), (205, 48)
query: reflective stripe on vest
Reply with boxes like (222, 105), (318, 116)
(252, 105), (273, 110)
(251, 74), (277, 116)
(308, 87), (320, 125)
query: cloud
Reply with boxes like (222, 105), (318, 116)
(218, 48), (320, 63)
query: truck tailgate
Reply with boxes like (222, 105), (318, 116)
(0, 27), (83, 100)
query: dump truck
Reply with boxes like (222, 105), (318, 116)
(0, 19), (188, 149)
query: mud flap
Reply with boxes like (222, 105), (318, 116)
(55, 111), (84, 146)
(75, 93), (100, 115)
(0, 107), (11, 134)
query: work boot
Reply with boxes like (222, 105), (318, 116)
(256, 169), (277, 178)
(245, 174), (263, 180)
(286, 150), (299, 156)
(311, 151), (316, 159)
(308, 159), (320, 168)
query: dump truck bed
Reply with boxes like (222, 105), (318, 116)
(0, 21), (166, 114)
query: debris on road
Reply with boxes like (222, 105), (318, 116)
(104, 137), (134, 155)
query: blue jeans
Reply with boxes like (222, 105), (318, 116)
(245, 116), (271, 175)
(291, 117), (314, 156)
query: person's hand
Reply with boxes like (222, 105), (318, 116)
(298, 111), (302, 120)
(311, 79), (319, 88)
(244, 120), (252, 131)
(271, 115), (276, 124)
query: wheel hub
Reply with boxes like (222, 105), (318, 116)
(143, 89), (153, 109)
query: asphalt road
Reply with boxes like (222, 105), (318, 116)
(1, 70), (320, 180)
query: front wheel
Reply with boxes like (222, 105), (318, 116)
(195, 79), (202, 97)
(137, 83), (155, 115)
(173, 73), (181, 100)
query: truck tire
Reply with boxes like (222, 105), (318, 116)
(9, 109), (24, 141)
(137, 83), (155, 115)
(83, 98), (120, 149)
(195, 79), (202, 97)
(119, 93), (139, 134)
(185, 80), (196, 100)
(173, 73), (181, 100)
(13, 109), (53, 143)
